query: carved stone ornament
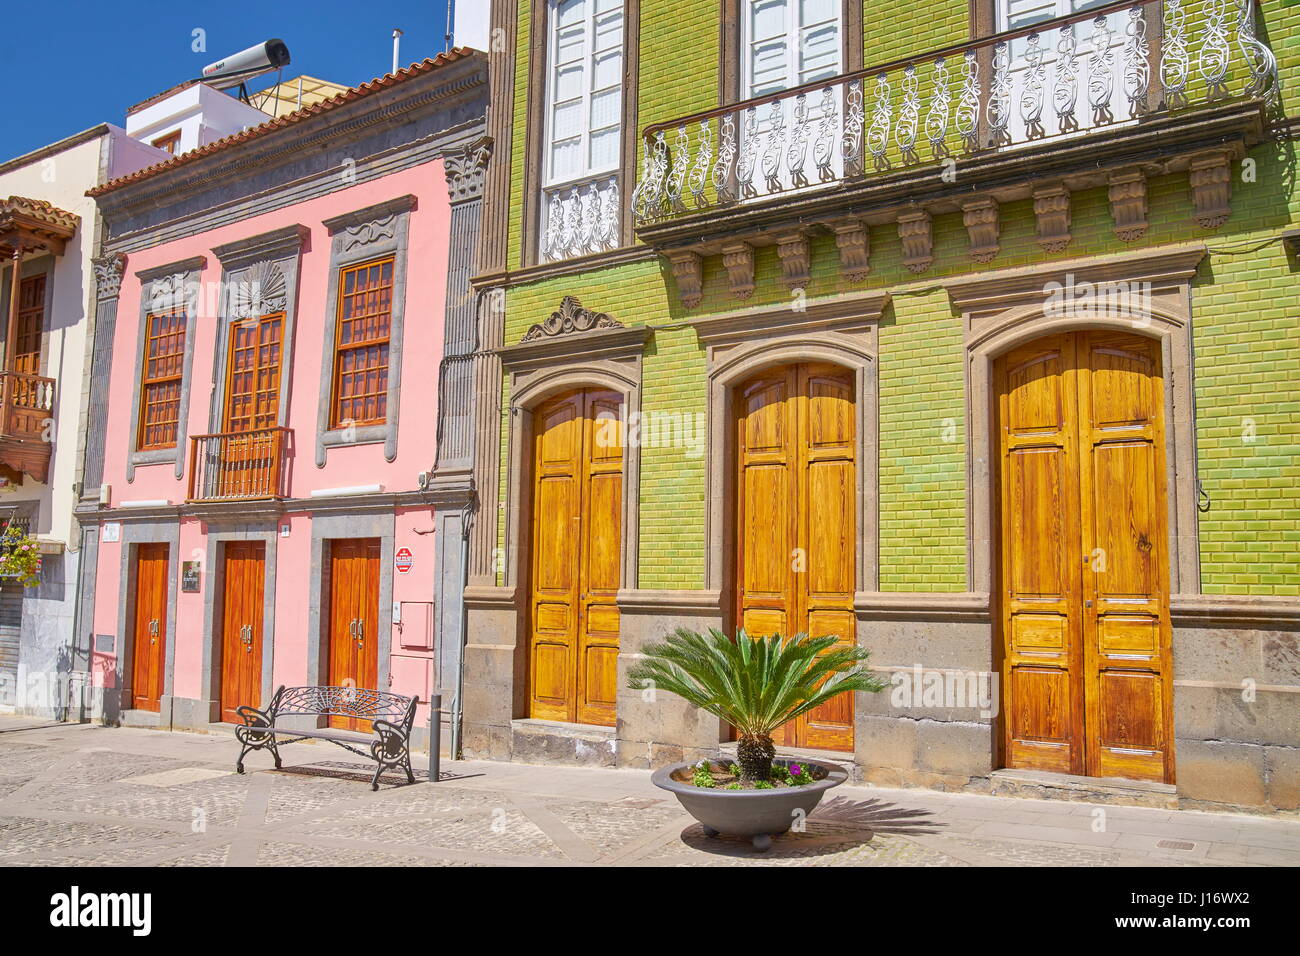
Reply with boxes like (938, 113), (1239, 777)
(1188, 149), (1232, 230)
(149, 272), (194, 313)
(961, 198), (1001, 263)
(443, 135), (494, 203)
(775, 232), (811, 289)
(1032, 184), (1073, 253)
(342, 214), (397, 252)
(92, 252), (126, 300)
(521, 295), (624, 342)
(831, 220), (870, 282)
(668, 251), (703, 309)
(1108, 169), (1149, 242)
(721, 241), (755, 299)
(229, 260), (288, 320)
(898, 210), (934, 274)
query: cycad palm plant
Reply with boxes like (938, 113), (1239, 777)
(627, 628), (889, 785)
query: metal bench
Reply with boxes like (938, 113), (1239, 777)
(234, 685), (419, 790)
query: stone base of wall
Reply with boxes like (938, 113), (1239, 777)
(461, 591), (1300, 815)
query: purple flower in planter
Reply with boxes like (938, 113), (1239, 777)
(790, 763), (803, 776)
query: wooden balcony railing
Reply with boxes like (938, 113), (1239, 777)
(0, 370), (55, 441)
(186, 426), (290, 503)
(631, 0), (1278, 225)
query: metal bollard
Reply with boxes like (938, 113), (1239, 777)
(428, 694), (442, 783)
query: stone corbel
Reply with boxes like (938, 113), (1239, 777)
(961, 198), (1001, 263)
(830, 220), (870, 282)
(1108, 168), (1149, 242)
(667, 250), (703, 309)
(1188, 149), (1233, 230)
(1032, 183), (1072, 253)
(721, 241), (755, 299)
(898, 210), (933, 274)
(775, 231), (811, 289)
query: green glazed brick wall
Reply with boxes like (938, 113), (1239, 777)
(502, 0), (1300, 596)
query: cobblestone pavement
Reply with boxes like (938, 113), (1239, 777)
(2, 718), (1297, 867)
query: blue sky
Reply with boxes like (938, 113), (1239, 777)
(0, 0), (455, 160)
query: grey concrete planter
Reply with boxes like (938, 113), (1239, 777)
(652, 757), (848, 851)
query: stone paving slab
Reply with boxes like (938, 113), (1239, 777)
(1, 718), (1297, 867)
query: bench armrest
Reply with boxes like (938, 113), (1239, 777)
(370, 718), (410, 762)
(235, 704), (273, 728)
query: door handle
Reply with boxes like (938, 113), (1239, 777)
(356, 619), (364, 646)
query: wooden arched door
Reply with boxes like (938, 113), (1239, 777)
(995, 330), (1174, 783)
(528, 387), (623, 726)
(735, 362), (857, 751)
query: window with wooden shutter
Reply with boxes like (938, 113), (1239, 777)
(13, 275), (45, 374)
(138, 308), (188, 450)
(330, 256), (394, 428)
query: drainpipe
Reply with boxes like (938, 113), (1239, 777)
(391, 28), (403, 75)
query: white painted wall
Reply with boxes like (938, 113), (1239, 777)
(0, 127), (159, 546)
(125, 83), (271, 154)
(452, 0), (492, 51)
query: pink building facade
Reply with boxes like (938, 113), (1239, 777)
(76, 51), (489, 745)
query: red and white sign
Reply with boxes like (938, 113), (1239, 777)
(395, 548), (413, 574)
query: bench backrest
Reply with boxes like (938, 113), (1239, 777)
(268, 685), (416, 730)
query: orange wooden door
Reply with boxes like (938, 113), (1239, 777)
(219, 541), (266, 723)
(528, 388), (622, 726)
(131, 543), (169, 712)
(327, 539), (381, 731)
(220, 314), (283, 497)
(736, 363), (856, 751)
(995, 331), (1173, 783)
(1077, 331), (1174, 782)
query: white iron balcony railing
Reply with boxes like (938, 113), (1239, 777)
(631, 0), (1278, 226)
(541, 172), (621, 262)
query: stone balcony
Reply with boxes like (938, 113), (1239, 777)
(629, 0), (1280, 307)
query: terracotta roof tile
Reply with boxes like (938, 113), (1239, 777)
(88, 48), (479, 198)
(0, 196), (81, 232)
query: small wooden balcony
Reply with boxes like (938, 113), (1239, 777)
(0, 371), (55, 484)
(186, 426), (290, 503)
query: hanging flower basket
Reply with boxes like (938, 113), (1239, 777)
(0, 524), (42, 587)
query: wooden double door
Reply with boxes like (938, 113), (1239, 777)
(130, 543), (169, 712)
(996, 330), (1174, 783)
(736, 363), (857, 751)
(219, 542), (266, 723)
(528, 388), (623, 726)
(327, 539), (381, 731)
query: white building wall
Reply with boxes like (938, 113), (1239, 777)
(452, 0), (492, 50)
(126, 84), (271, 154)
(0, 127), (159, 716)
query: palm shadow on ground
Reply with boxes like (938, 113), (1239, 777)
(678, 795), (942, 858)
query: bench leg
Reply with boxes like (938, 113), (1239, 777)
(402, 747), (414, 785)
(370, 759), (386, 792)
(236, 740), (256, 774)
(268, 735), (282, 769)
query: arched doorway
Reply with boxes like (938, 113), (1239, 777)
(734, 362), (857, 751)
(994, 330), (1174, 783)
(527, 386), (623, 726)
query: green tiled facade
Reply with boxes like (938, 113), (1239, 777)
(497, 0), (1300, 598)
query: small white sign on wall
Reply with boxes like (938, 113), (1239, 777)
(102, 523), (121, 543)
